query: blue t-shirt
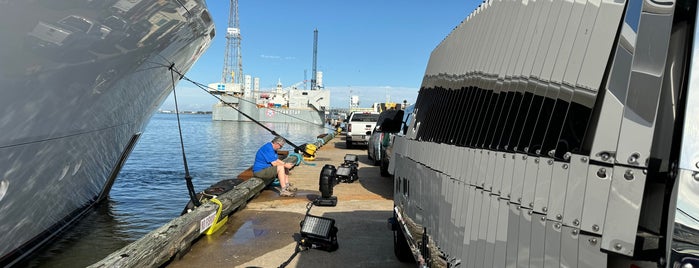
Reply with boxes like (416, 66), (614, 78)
(253, 142), (278, 172)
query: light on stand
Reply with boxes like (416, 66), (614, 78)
(315, 164), (338, 206)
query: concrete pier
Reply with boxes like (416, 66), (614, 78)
(166, 136), (411, 268)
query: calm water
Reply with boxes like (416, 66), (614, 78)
(26, 113), (328, 267)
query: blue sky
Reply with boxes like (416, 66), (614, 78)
(162, 0), (482, 111)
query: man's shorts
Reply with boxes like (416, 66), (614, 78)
(253, 165), (277, 179)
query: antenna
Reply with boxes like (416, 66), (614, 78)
(311, 29), (318, 90)
(222, 0), (243, 85)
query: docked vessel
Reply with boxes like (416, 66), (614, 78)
(390, 0), (699, 267)
(0, 0), (214, 265)
(208, 1), (329, 126)
(210, 78), (330, 125)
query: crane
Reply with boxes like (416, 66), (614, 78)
(222, 0), (243, 85)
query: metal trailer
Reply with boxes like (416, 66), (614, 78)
(390, 0), (699, 267)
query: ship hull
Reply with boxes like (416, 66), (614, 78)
(212, 98), (326, 126)
(0, 0), (214, 265)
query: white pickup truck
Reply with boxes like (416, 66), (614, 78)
(345, 111), (379, 148)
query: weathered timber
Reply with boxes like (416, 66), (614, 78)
(89, 155), (300, 268)
(89, 177), (266, 268)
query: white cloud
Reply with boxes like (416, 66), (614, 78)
(259, 54), (281, 59)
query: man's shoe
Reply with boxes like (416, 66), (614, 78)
(286, 183), (298, 192)
(280, 188), (295, 197)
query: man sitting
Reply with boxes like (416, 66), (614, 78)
(253, 136), (296, 197)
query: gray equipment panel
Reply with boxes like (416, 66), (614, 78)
(517, 208), (532, 268)
(494, 198), (509, 268)
(522, 156), (539, 209)
(578, 234), (607, 268)
(512, 154), (527, 204)
(615, 10), (674, 169)
(601, 166), (647, 256)
(506, 203), (521, 268)
(543, 220), (562, 268)
(534, 158), (554, 214)
(547, 161), (570, 221)
(502, 153), (515, 199)
(563, 154), (590, 227)
(560, 226), (580, 268)
(580, 164), (612, 235)
(484, 194), (500, 267)
(530, 212), (547, 268)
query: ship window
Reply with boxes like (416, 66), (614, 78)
(200, 11), (212, 23)
(302, 92), (308, 95)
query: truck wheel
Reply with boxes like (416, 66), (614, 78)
(394, 225), (415, 263)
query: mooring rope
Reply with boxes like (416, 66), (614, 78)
(169, 64), (201, 207)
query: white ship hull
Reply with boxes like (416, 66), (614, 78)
(211, 97), (326, 126)
(0, 0), (214, 265)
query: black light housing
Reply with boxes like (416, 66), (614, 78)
(299, 214), (338, 251)
(315, 164), (337, 206)
(336, 154), (358, 183)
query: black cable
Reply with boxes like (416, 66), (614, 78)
(277, 201), (316, 268)
(278, 241), (307, 268)
(170, 64), (201, 207)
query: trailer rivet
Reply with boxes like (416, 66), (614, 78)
(535, 158), (539, 163)
(548, 159), (554, 165)
(535, 149), (541, 155)
(597, 168), (607, 178)
(581, 157), (588, 163)
(600, 152), (611, 161)
(528, 210), (533, 215)
(529, 202), (534, 208)
(518, 197), (522, 203)
(556, 214), (563, 220)
(573, 219), (580, 226)
(523, 155), (527, 160)
(624, 170), (634, 180)
(693, 172), (699, 181)
(503, 154), (507, 158)
(592, 224), (599, 232)
(564, 152), (571, 161)
(548, 150), (556, 157)
(542, 207), (548, 212)
(555, 223), (561, 229)
(512, 155), (516, 159)
(572, 229), (579, 235)
(563, 164), (569, 169)
(614, 243), (622, 251)
(524, 147), (529, 152)
(628, 153), (640, 165)
(589, 238), (597, 245)
(541, 216), (546, 221)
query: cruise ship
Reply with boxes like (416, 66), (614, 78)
(0, 0), (214, 265)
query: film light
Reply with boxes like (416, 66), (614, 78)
(300, 214), (339, 252)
